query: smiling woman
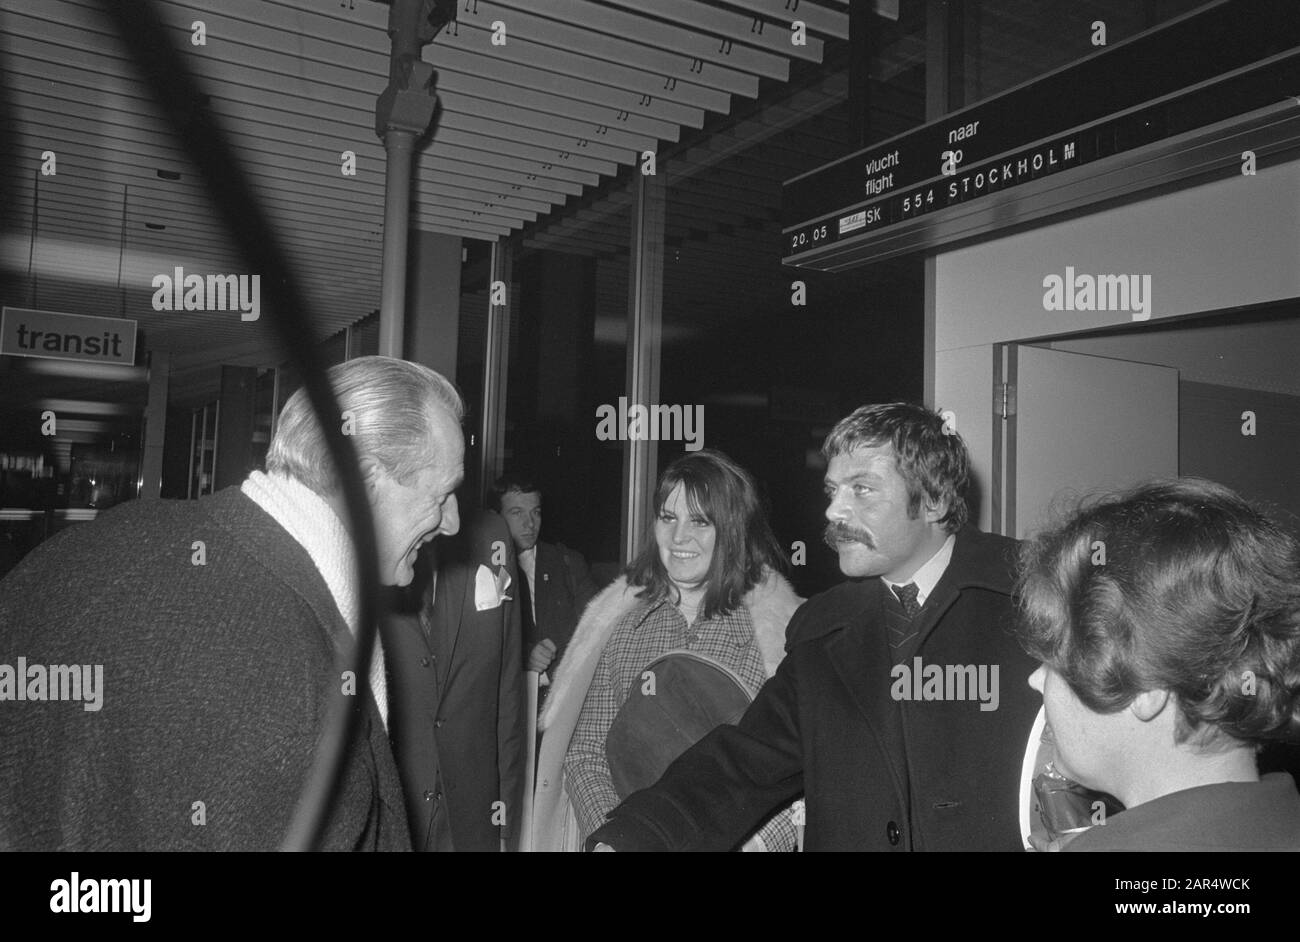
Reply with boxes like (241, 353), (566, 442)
(531, 449), (804, 851)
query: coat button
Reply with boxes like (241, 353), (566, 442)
(886, 821), (901, 846)
(423, 790), (435, 802)
(420, 657), (430, 667)
(435, 718), (444, 728)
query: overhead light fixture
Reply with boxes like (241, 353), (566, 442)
(15, 360), (147, 382)
(32, 399), (139, 417)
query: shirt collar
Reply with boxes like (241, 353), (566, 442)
(882, 533), (956, 608)
(519, 545), (537, 580)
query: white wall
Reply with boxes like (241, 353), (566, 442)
(932, 159), (1300, 531)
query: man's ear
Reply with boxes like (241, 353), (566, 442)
(1129, 688), (1171, 723)
(922, 495), (948, 525)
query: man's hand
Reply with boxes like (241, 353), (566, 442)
(527, 639), (557, 673)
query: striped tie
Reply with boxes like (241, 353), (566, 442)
(893, 582), (921, 617)
(888, 582), (921, 651)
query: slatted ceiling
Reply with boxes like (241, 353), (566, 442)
(436, 129), (617, 181)
(442, 88), (659, 155)
(16, 193), (387, 282)
(447, 2), (762, 101)
(710, 0), (851, 39)
(595, 0), (825, 63)
(440, 112), (629, 169)
(498, 0), (792, 82)
(11, 20), (594, 213)
(3, 0), (849, 405)
(3, 18), (488, 284)
(428, 41), (698, 137)
(433, 42), (711, 132)
(520, 67), (848, 255)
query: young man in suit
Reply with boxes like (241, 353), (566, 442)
(588, 402), (1041, 851)
(386, 509), (526, 851)
(490, 474), (597, 688)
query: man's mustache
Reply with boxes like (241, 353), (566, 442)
(824, 523), (874, 550)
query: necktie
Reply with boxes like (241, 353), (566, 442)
(887, 582), (921, 652)
(893, 582), (921, 618)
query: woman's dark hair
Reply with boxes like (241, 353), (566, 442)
(625, 449), (787, 620)
(1016, 478), (1300, 748)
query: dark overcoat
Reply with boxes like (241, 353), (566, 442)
(591, 528), (1040, 851)
(0, 488), (410, 851)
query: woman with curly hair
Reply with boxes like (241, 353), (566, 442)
(1017, 477), (1300, 851)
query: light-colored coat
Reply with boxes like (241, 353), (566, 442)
(529, 569), (803, 851)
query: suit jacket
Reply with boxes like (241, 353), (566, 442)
(0, 488), (410, 851)
(589, 527), (1041, 852)
(1064, 773), (1300, 851)
(527, 540), (597, 668)
(387, 511), (526, 851)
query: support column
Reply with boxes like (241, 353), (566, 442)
(139, 349), (169, 499)
(405, 229), (462, 379)
(620, 171), (665, 564)
(377, 131), (415, 358)
(923, 0), (952, 409)
(848, 0), (880, 150)
(374, 0), (442, 358)
(478, 239), (512, 506)
(214, 364), (258, 490)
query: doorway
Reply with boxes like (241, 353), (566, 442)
(993, 303), (1300, 541)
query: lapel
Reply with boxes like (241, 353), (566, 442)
(533, 542), (555, 622)
(823, 579), (910, 801)
(912, 575), (960, 653)
(909, 528), (1016, 653)
(430, 561), (473, 703)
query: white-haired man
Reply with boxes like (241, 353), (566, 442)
(0, 355), (463, 851)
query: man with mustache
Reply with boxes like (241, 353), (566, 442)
(587, 402), (1040, 851)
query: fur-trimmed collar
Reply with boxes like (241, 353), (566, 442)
(540, 568), (802, 732)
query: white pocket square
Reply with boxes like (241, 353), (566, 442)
(474, 563), (511, 611)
